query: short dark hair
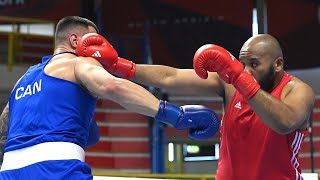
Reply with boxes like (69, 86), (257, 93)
(55, 16), (98, 46)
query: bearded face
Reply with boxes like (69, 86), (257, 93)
(257, 65), (276, 92)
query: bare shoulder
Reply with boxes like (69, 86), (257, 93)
(282, 76), (315, 100)
(74, 56), (102, 68)
(73, 56), (105, 83)
(44, 56), (78, 82)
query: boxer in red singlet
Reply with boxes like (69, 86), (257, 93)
(192, 34), (315, 180)
(106, 34), (315, 180)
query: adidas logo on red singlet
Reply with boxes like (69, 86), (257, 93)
(234, 101), (242, 109)
(92, 51), (101, 57)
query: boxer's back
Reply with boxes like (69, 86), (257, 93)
(6, 53), (97, 152)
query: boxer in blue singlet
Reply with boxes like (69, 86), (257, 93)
(0, 16), (220, 179)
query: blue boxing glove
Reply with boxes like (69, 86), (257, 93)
(86, 119), (100, 147)
(155, 100), (220, 140)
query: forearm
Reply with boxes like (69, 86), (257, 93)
(133, 65), (222, 95)
(248, 90), (305, 134)
(0, 103), (9, 163)
(132, 65), (177, 89)
(106, 78), (160, 117)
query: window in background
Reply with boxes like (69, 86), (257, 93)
(183, 143), (220, 161)
(0, 23), (54, 36)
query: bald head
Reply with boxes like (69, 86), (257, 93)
(241, 34), (283, 60)
(239, 34), (285, 92)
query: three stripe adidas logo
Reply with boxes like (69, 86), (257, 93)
(234, 101), (242, 109)
(92, 51), (101, 57)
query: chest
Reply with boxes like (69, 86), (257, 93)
(222, 99), (266, 136)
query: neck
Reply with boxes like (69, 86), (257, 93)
(53, 46), (77, 58)
(54, 45), (75, 55)
(271, 71), (284, 92)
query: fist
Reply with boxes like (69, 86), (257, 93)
(193, 44), (260, 99)
(193, 44), (243, 84)
(76, 33), (118, 64)
(155, 100), (220, 140)
(76, 33), (136, 79)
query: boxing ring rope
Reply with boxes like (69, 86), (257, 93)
(0, 16), (54, 24)
(91, 173), (319, 180)
(93, 173), (215, 180)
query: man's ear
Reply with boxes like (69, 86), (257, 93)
(274, 57), (284, 72)
(69, 33), (78, 48)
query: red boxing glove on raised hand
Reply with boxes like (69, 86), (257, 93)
(193, 44), (260, 100)
(76, 33), (136, 79)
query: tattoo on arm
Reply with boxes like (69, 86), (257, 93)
(0, 103), (9, 163)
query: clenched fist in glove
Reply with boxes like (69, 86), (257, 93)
(155, 100), (220, 140)
(76, 33), (136, 79)
(193, 44), (260, 100)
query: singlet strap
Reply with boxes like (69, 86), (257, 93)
(53, 51), (76, 57)
(42, 51), (77, 66)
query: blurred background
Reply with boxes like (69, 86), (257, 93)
(0, 0), (319, 179)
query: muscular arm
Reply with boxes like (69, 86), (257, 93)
(132, 65), (224, 96)
(248, 80), (315, 134)
(0, 103), (9, 163)
(74, 57), (160, 117)
(0, 76), (23, 162)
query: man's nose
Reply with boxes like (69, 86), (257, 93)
(244, 66), (253, 76)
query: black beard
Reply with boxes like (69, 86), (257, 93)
(258, 66), (275, 92)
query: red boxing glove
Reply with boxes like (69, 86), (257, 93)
(193, 44), (260, 100)
(76, 33), (136, 79)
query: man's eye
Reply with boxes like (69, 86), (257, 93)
(251, 62), (257, 68)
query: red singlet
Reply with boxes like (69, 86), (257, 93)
(216, 72), (307, 180)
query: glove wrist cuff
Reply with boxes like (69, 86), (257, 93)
(115, 58), (136, 79)
(155, 100), (181, 127)
(233, 71), (261, 100)
(126, 63), (136, 80)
